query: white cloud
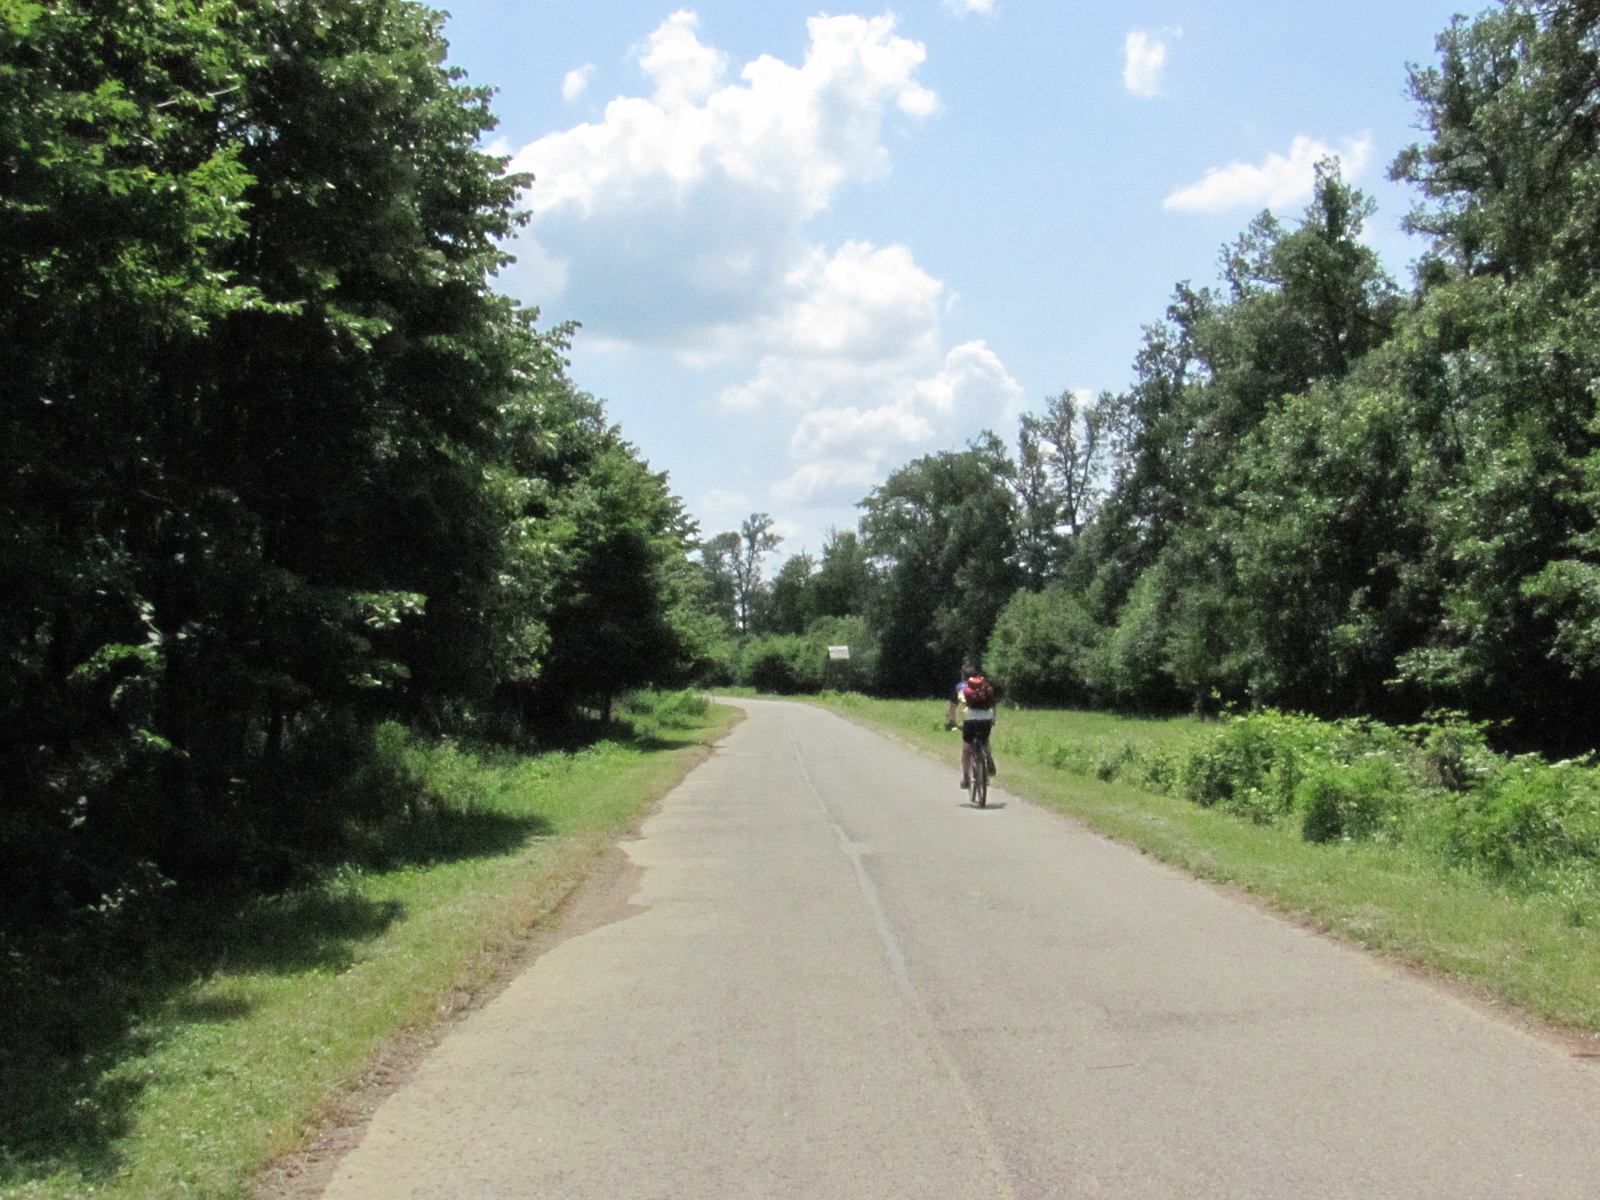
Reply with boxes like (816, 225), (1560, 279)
(504, 12), (1015, 513)
(1123, 28), (1176, 98)
(773, 460), (885, 505)
(914, 340), (1020, 414)
(718, 241), (944, 411)
(497, 235), (569, 300)
(635, 11), (727, 108)
(790, 403), (933, 460)
(944, 0), (997, 15)
(562, 64), (595, 103)
(769, 516), (803, 543)
(768, 339), (1022, 504)
(1164, 134), (1373, 214)
(510, 12), (937, 337)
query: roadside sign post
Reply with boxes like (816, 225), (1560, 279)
(825, 645), (850, 691)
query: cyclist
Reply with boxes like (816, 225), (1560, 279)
(945, 661), (998, 790)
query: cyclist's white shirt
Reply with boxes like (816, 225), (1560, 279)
(955, 682), (995, 722)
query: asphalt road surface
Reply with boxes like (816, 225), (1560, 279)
(321, 698), (1600, 1199)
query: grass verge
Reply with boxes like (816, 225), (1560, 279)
(812, 694), (1600, 1037)
(2, 698), (740, 1200)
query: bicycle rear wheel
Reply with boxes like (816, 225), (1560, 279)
(971, 753), (988, 807)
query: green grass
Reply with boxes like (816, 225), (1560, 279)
(1, 699), (739, 1200)
(813, 694), (1600, 1034)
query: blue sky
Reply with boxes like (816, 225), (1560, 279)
(440, 0), (1470, 554)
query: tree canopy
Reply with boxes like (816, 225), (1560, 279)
(1, 0), (710, 928)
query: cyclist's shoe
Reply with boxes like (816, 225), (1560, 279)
(987, 759), (998, 777)
(959, 777), (969, 789)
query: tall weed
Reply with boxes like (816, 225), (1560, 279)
(1017, 707), (1600, 891)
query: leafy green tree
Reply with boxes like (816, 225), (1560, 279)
(1014, 389), (1120, 583)
(860, 434), (1020, 695)
(1080, 166), (1403, 713)
(1382, 0), (1600, 744)
(532, 442), (710, 723)
(2, 0), (545, 907)
(810, 528), (876, 618)
(701, 513), (781, 636)
(763, 552), (818, 635)
(0, 0), (717, 922)
(732, 513), (783, 635)
(985, 586), (1101, 706)
(697, 532), (741, 633)
(1227, 373), (1436, 716)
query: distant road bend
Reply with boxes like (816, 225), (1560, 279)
(323, 698), (1600, 1199)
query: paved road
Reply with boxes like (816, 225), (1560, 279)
(322, 699), (1600, 1199)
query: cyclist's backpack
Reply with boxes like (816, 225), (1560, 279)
(964, 676), (997, 709)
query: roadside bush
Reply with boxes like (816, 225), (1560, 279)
(1435, 758), (1600, 881)
(739, 635), (827, 694)
(1179, 711), (1318, 822)
(1297, 757), (1406, 843)
(692, 638), (740, 687)
(1411, 712), (1498, 791)
(806, 615), (878, 693)
(620, 688), (711, 735)
(986, 587), (1101, 706)
(1018, 704), (1600, 894)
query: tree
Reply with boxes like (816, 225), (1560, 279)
(810, 528), (876, 618)
(2, 0), (548, 909)
(533, 443), (709, 723)
(763, 552), (818, 635)
(860, 435), (1020, 695)
(726, 513), (782, 634)
(1380, 0), (1600, 746)
(696, 533), (739, 626)
(985, 586), (1100, 706)
(1074, 165), (1404, 713)
(0, 0), (716, 924)
(1014, 389), (1120, 582)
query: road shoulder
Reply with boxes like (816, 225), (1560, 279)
(252, 704), (743, 1200)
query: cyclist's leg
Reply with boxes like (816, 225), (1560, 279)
(959, 724), (975, 785)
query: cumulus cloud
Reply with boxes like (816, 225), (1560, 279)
(718, 242), (944, 411)
(1164, 134), (1373, 214)
(635, 10), (727, 108)
(762, 341), (1020, 495)
(701, 488), (751, 518)
(944, 0), (997, 15)
(510, 11), (936, 337)
(713, 242), (1020, 503)
(505, 11), (1014, 511)
(1123, 28), (1176, 98)
(769, 340), (1022, 504)
(561, 64), (595, 102)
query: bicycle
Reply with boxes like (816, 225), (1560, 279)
(968, 742), (989, 808)
(948, 721), (992, 807)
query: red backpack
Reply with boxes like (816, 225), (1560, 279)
(963, 676), (997, 709)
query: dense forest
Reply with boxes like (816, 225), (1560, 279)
(711, 0), (1600, 758)
(1, 0), (720, 932)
